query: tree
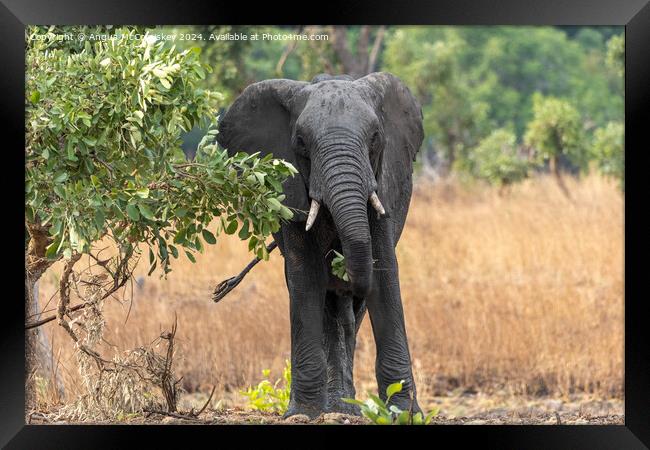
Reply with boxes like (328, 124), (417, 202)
(382, 27), (489, 175)
(606, 33), (625, 79)
(470, 129), (532, 190)
(524, 95), (585, 196)
(591, 121), (624, 189)
(25, 25), (296, 411)
(326, 26), (386, 78)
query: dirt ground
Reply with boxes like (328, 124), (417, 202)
(29, 391), (623, 425)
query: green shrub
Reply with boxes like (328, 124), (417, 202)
(343, 381), (439, 425)
(591, 121), (624, 189)
(524, 94), (587, 171)
(470, 129), (531, 187)
(240, 360), (291, 414)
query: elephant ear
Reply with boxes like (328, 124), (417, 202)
(357, 72), (424, 237)
(217, 79), (310, 221)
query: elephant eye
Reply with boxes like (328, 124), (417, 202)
(370, 130), (381, 150)
(295, 135), (307, 152)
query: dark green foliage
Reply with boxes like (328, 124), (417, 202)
(26, 25), (296, 274)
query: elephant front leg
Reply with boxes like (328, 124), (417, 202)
(282, 243), (328, 419)
(323, 292), (360, 415)
(367, 221), (421, 413)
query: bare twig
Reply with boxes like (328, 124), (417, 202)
(143, 408), (202, 422)
(26, 249), (136, 330)
(368, 26), (386, 73)
(212, 241), (278, 302)
(194, 386), (216, 417)
(159, 314), (179, 412)
(276, 26), (303, 76)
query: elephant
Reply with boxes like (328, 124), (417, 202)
(216, 72), (424, 419)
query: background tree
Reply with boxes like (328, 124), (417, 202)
(524, 95), (586, 196)
(470, 129), (532, 190)
(591, 121), (624, 189)
(25, 25), (296, 411)
(606, 33), (625, 79)
(382, 27), (490, 175)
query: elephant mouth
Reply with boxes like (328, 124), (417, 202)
(305, 189), (387, 298)
(304, 192), (386, 231)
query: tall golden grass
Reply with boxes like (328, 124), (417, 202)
(34, 174), (623, 409)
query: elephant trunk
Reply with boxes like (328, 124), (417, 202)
(315, 138), (376, 298)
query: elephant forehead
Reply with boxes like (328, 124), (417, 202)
(300, 84), (375, 121)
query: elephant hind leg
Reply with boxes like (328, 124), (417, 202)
(323, 291), (361, 414)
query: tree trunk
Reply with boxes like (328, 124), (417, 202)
(25, 275), (38, 415)
(550, 155), (572, 199)
(25, 220), (57, 416)
(328, 26), (385, 79)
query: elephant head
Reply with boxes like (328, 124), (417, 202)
(217, 72), (423, 297)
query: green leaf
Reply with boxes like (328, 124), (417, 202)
(424, 408), (439, 424)
(135, 187), (150, 198)
(29, 90), (40, 104)
(201, 229), (216, 245)
(53, 172), (68, 183)
(375, 416), (391, 425)
(225, 220), (238, 235)
(386, 381), (404, 402)
(94, 209), (105, 229)
(138, 203), (155, 220)
(147, 260), (157, 276)
(397, 410), (411, 425)
(279, 206), (293, 220)
(267, 197), (282, 212)
(238, 220), (250, 240)
(126, 204), (140, 221)
(185, 250), (196, 263)
(367, 393), (387, 411)
(267, 177), (282, 192)
(45, 238), (61, 260)
(173, 228), (186, 244)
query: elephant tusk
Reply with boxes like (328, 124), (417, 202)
(305, 199), (320, 231)
(369, 192), (386, 216)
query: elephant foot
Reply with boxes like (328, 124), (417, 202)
(283, 402), (324, 420)
(326, 398), (362, 416)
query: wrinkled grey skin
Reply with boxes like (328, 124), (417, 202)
(217, 72), (424, 418)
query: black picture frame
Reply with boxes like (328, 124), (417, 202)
(2, 1), (648, 448)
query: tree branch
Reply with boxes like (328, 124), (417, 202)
(368, 26), (386, 73)
(275, 26), (303, 76)
(212, 241), (278, 303)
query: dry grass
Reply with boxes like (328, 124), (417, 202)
(33, 174), (623, 412)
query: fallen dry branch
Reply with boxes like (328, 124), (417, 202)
(212, 241), (278, 303)
(143, 408), (204, 422)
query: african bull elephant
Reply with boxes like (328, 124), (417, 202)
(216, 72), (424, 418)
